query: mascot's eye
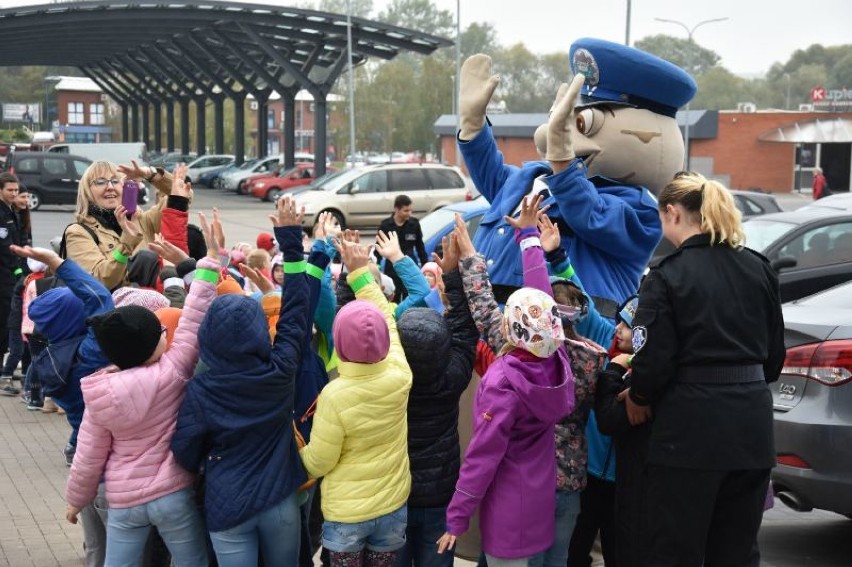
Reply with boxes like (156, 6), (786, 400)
(576, 108), (603, 136)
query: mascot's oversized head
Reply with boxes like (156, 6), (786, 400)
(535, 38), (697, 193)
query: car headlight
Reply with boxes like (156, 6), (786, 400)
(256, 181), (265, 189)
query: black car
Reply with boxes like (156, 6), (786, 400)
(743, 209), (852, 302)
(7, 151), (148, 210)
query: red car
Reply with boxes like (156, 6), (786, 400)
(248, 163), (326, 202)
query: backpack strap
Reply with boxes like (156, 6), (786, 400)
(59, 223), (101, 259)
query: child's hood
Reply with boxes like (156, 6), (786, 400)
(198, 294), (271, 373)
(501, 347), (575, 424)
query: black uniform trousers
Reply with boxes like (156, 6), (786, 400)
(645, 466), (770, 567)
(0, 281), (14, 358)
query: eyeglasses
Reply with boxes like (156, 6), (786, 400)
(556, 303), (587, 323)
(91, 177), (123, 188)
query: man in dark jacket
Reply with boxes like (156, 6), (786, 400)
(0, 172), (25, 395)
(396, 235), (478, 567)
(377, 194), (428, 301)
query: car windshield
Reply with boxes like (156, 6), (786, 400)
(794, 280), (852, 309)
(239, 159), (260, 170)
(742, 219), (798, 252)
(420, 207), (461, 239)
(311, 168), (358, 190)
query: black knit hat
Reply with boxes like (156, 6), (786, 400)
(89, 305), (162, 370)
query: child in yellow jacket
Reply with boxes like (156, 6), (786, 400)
(299, 232), (413, 567)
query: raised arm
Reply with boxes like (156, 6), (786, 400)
(269, 197), (312, 378)
(375, 230), (430, 318)
(505, 194), (552, 296)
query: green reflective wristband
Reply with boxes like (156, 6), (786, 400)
(13, 268), (22, 276)
(306, 263), (325, 280)
(194, 268), (220, 284)
(284, 260), (307, 274)
(558, 263), (576, 279)
(350, 272), (375, 293)
(112, 249), (129, 264)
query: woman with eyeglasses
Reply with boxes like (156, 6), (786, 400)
(63, 160), (172, 290)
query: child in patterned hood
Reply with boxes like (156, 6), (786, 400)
(439, 196), (576, 565)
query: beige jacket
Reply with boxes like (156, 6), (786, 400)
(64, 174), (173, 290)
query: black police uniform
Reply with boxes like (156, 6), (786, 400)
(628, 233), (785, 567)
(0, 200), (24, 356)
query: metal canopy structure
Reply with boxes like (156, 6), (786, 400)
(0, 0), (451, 173)
(759, 117), (852, 143)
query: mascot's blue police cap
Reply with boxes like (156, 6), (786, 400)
(569, 37), (697, 118)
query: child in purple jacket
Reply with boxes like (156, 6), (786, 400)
(438, 196), (576, 566)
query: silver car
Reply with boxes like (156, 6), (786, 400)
(772, 280), (852, 517)
(219, 155), (282, 192)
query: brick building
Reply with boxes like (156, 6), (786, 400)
(435, 110), (852, 194)
(52, 76), (113, 143)
(249, 90), (344, 157)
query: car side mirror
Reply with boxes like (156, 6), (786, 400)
(349, 183), (360, 195)
(771, 256), (797, 271)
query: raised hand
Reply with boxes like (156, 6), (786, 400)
(375, 230), (404, 263)
(459, 54), (500, 140)
(117, 159), (147, 179)
(547, 74), (585, 166)
(433, 233), (460, 273)
(171, 163), (189, 197)
(268, 195), (304, 228)
(342, 228), (361, 246)
(10, 245), (62, 272)
(538, 214), (561, 253)
(115, 206), (141, 239)
(148, 234), (190, 265)
(240, 263), (275, 295)
(197, 212), (220, 260)
(211, 208), (226, 250)
(453, 214), (476, 259)
(505, 194), (548, 231)
(333, 238), (370, 273)
(313, 211), (330, 240)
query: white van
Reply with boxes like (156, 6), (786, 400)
(48, 142), (148, 165)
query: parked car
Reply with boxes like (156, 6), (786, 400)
(8, 151), (149, 211)
(220, 156), (282, 193)
(248, 163), (326, 202)
(771, 280), (852, 517)
(184, 154), (235, 183)
(421, 196), (489, 257)
(197, 163), (238, 188)
(210, 160), (259, 189)
(295, 163), (470, 230)
(150, 153), (197, 172)
(730, 189), (783, 218)
(799, 191), (852, 213)
(743, 210), (852, 302)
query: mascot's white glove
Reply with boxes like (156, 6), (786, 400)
(459, 54), (500, 141)
(546, 73), (586, 163)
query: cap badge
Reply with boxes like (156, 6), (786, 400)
(572, 48), (600, 87)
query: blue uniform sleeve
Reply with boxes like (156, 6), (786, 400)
(547, 162), (661, 261)
(55, 259), (114, 317)
(458, 122), (520, 203)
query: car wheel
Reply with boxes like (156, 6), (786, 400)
(237, 181), (247, 195)
(27, 190), (41, 211)
(318, 209), (345, 230)
(266, 187), (284, 202)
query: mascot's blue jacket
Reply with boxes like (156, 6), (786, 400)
(461, 122), (661, 313)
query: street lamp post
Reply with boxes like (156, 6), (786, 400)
(454, 0), (461, 166)
(655, 17), (728, 170)
(346, 0), (356, 161)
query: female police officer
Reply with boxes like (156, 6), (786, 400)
(622, 172), (785, 566)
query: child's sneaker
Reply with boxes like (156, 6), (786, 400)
(26, 398), (43, 411)
(0, 377), (20, 396)
(19, 392), (30, 405)
(41, 397), (58, 414)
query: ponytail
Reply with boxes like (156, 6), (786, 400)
(658, 172), (744, 248)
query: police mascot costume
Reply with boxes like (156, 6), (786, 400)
(458, 38), (697, 317)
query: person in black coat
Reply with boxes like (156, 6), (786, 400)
(0, 172), (26, 395)
(395, 232), (478, 567)
(594, 295), (650, 567)
(623, 171), (786, 567)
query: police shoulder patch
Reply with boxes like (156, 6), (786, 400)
(0, 227), (8, 239)
(632, 325), (647, 353)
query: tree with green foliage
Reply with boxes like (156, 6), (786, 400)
(634, 34), (721, 77)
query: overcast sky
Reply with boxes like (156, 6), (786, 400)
(394, 0), (852, 77)
(0, 0), (849, 77)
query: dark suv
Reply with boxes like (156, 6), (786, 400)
(7, 151), (148, 211)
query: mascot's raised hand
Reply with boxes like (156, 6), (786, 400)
(459, 54), (500, 141)
(546, 73), (586, 171)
